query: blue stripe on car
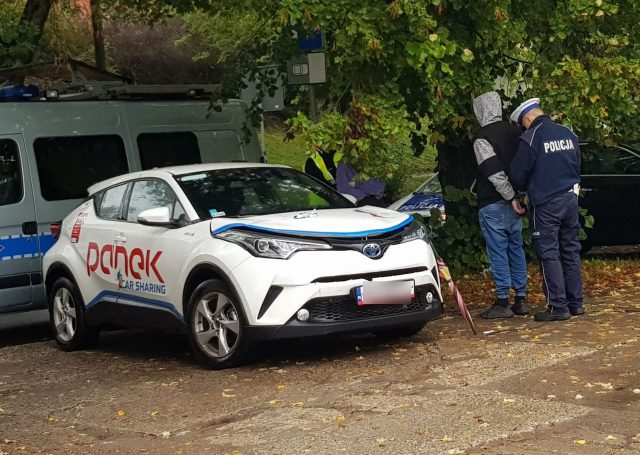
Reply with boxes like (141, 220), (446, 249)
(0, 233), (55, 261)
(211, 215), (413, 237)
(85, 290), (184, 321)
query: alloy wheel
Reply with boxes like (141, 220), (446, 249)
(193, 292), (241, 358)
(53, 287), (77, 342)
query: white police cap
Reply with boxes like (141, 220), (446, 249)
(510, 97), (541, 124)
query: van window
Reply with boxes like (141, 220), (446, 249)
(0, 139), (22, 205)
(137, 132), (201, 170)
(96, 183), (128, 220)
(0, 139), (22, 206)
(34, 135), (128, 201)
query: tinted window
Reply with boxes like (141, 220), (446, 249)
(0, 139), (22, 206)
(34, 135), (128, 201)
(137, 132), (201, 170)
(582, 145), (640, 175)
(97, 184), (128, 220)
(175, 167), (351, 220)
(126, 179), (185, 222)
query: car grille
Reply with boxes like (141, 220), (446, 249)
(302, 284), (439, 323)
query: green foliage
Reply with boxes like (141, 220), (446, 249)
(0, 9), (39, 68)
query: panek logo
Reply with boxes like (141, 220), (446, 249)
(86, 242), (165, 283)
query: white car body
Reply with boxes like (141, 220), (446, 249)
(43, 163), (442, 368)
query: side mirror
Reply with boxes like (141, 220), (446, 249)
(137, 207), (172, 227)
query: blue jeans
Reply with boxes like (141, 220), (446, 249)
(479, 201), (527, 299)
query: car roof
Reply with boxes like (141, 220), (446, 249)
(87, 162), (289, 195)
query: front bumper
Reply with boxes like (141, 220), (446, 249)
(245, 283), (443, 340)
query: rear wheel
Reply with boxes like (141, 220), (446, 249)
(49, 277), (99, 351)
(186, 279), (253, 369)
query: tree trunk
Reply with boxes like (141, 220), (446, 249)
(90, 0), (106, 70)
(18, 0), (54, 64)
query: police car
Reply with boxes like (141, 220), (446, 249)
(43, 163), (443, 368)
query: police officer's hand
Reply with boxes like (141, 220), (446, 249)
(511, 199), (525, 215)
(524, 194), (530, 206)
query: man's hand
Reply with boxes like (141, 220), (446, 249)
(524, 194), (530, 207)
(511, 199), (525, 215)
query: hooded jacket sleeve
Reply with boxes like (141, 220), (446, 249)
(473, 138), (516, 200)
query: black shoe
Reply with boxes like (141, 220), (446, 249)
(534, 309), (571, 322)
(569, 307), (585, 316)
(512, 296), (529, 315)
(480, 303), (514, 319)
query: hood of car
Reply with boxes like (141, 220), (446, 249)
(210, 207), (412, 238)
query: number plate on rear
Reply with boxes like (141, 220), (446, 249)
(355, 280), (415, 306)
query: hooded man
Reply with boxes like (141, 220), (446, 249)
(472, 91), (528, 319)
(510, 98), (584, 322)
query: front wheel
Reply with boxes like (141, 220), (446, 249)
(49, 277), (99, 351)
(186, 279), (253, 369)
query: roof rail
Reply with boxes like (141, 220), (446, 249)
(58, 82), (222, 101)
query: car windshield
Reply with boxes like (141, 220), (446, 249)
(175, 167), (352, 219)
(415, 174), (441, 194)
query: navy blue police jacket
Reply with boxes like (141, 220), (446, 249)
(510, 115), (581, 207)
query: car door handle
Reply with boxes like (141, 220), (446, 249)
(22, 221), (38, 235)
(113, 234), (127, 243)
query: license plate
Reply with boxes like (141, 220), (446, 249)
(355, 280), (415, 306)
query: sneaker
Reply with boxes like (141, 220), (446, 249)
(512, 296), (529, 315)
(569, 306), (585, 316)
(480, 303), (514, 319)
(534, 308), (571, 322)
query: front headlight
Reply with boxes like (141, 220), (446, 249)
(401, 221), (429, 243)
(217, 229), (331, 259)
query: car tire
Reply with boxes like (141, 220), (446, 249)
(49, 277), (100, 351)
(186, 279), (253, 369)
(374, 322), (426, 340)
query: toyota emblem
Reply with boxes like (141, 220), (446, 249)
(362, 243), (382, 259)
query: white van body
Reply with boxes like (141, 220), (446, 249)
(0, 96), (262, 315)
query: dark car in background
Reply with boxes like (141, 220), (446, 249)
(580, 142), (640, 249)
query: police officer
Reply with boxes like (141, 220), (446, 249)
(510, 98), (584, 322)
(304, 148), (339, 187)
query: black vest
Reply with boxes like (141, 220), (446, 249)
(474, 121), (522, 208)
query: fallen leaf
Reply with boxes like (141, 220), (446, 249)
(150, 411), (159, 417)
(3, 439), (16, 444)
(276, 384), (287, 391)
(222, 389), (237, 398)
(503, 398), (515, 403)
(632, 389), (640, 394)
(334, 415), (345, 421)
(574, 439), (586, 445)
(376, 437), (387, 447)
(161, 431), (171, 438)
(575, 394), (583, 400)
(117, 410), (126, 417)
(268, 399), (282, 405)
(547, 395), (556, 399)
(290, 402), (304, 407)
(442, 435), (453, 442)
(606, 435), (617, 441)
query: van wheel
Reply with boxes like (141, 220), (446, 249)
(49, 277), (99, 351)
(186, 279), (252, 369)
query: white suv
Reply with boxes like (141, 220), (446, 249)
(43, 163), (442, 368)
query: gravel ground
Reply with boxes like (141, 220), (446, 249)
(1, 292), (640, 455)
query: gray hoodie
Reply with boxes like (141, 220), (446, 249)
(472, 92), (516, 201)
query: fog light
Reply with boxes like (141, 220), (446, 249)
(296, 309), (310, 321)
(426, 292), (434, 304)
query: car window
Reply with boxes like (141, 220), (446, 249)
(137, 132), (201, 170)
(582, 145), (640, 175)
(97, 184), (128, 220)
(0, 139), (22, 206)
(175, 167), (351, 220)
(126, 179), (185, 222)
(34, 135), (129, 201)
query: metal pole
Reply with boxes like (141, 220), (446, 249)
(260, 110), (267, 160)
(309, 84), (317, 122)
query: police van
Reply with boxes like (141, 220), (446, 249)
(0, 83), (263, 315)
